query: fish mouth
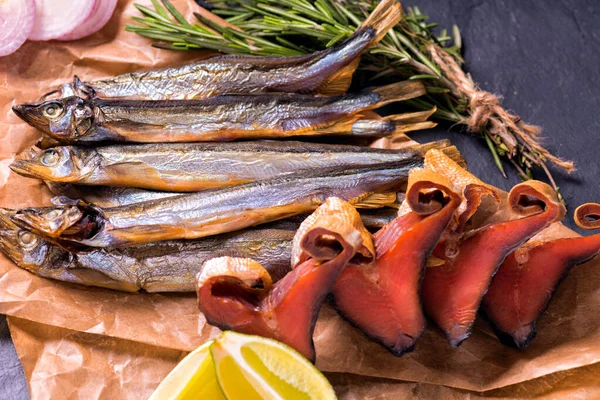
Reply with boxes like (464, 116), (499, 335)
(0, 208), (17, 230)
(10, 205), (101, 243)
(0, 229), (21, 264)
(10, 208), (72, 238)
(9, 212), (42, 234)
(9, 159), (47, 180)
(12, 104), (41, 127)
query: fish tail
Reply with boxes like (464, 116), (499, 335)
(313, 0), (401, 95)
(383, 107), (437, 124)
(382, 112), (438, 139)
(353, 192), (398, 209)
(360, 0), (403, 46)
(369, 81), (427, 108)
(318, 57), (360, 96)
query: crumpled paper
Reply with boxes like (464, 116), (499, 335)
(1, 0), (600, 398)
(8, 316), (600, 399)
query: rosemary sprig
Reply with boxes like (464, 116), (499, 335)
(126, 0), (574, 191)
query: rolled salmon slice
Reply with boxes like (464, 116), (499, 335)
(421, 180), (566, 347)
(482, 203), (600, 347)
(331, 168), (461, 355)
(196, 198), (374, 362)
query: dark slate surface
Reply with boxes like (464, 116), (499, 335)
(1, 0), (599, 398)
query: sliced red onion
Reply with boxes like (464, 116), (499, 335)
(0, 0), (36, 57)
(29, 0), (96, 41)
(59, 0), (117, 41)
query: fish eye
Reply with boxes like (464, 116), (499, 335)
(40, 150), (60, 166)
(42, 103), (64, 119)
(46, 209), (62, 220)
(17, 231), (38, 249)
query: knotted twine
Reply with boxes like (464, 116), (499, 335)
(426, 44), (575, 173)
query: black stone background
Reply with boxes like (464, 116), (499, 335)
(1, 0), (599, 397)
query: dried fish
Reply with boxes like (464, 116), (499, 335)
(13, 141), (421, 192)
(13, 81), (426, 144)
(51, 0), (401, 101)
(0, 208), (294, 292)
(11, 160), (420, 250)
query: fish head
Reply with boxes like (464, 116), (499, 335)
(10, 146), (100, 182)
(0, 227), (75, 277)
(12, 97), (96, 142)
(0, 228), (53, 271)
(10, 206), (84, 239)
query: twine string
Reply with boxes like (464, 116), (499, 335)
(426, 44), (575, 173)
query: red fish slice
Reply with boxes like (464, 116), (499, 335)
(196, 197), (374, 362)
(422, 180), (566, 347)
(482, 203), (600, 348)
(331, 168), (461, 355)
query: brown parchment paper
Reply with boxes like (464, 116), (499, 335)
(2, 0), (600, 398)
(9, 316), (600, 400)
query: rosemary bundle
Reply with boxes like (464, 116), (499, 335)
(126, 0), (574, 192)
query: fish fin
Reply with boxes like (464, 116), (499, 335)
(295, 114), (362, 135)
(359, 110), (382, 120)
(318, 57), (360, 95)
(386, 121), (438, 139)
(359, 0), (403, 45)
(102, 162), (166, 190)
(383, 108), (437, 124)
(353, 192), (397, 209)
(369, 81), (427, 108)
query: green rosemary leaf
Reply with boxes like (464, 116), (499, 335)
(257, 4), (319, 25)
(326, 31), (347, 47)
(452, 24), (462, 49)
(150, 0), (170, 19)
(162, 0), (193, 28)
(409, 74), (439, 80)
(226, 12), (254, 24)
(275, 36), (305, 52)
(134, 4), (173, 23)
(484, 134), (508, 178)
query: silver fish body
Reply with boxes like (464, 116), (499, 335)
(0, 224), (294, 292)
(12, 82), (426, 144)
(51, 0), (401, 101)
(11, 160), (421, 249)
(13, 141), (421, 192)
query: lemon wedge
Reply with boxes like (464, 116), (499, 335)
(149, 340), (226, 400)
(149, 331), (336, 400)
(210, 331), (336, 400)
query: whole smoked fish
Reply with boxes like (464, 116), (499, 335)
(45, 182), (398, 231)
(0, 208), (294, 292)
(331, 167), (461, 355)
(420, 150), (566, 347)
(13, 141), (423, 192)
(13, 81), (426, 144)
(52, 0), (401, 100)
(482, 203), (600, 348)
(196, 198), (375, 362)
(10, 160), (420, 249)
